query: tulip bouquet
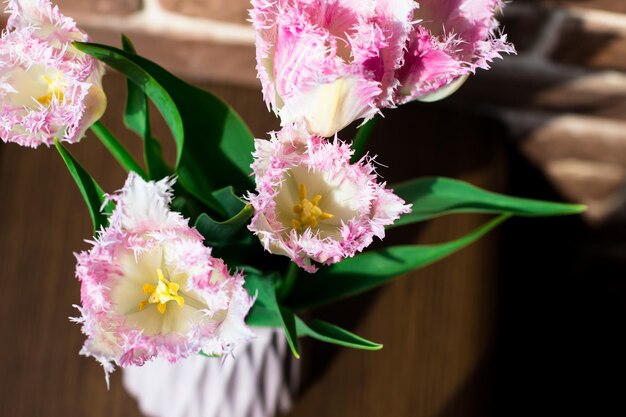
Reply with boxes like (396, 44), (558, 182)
(1, 0), (584, 387)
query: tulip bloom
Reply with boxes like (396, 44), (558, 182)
(247, 123), (411, 272)
(395, 0), (515, 103)
(74, 174), (254, 383)
(250, 0), (416, 137)
(0, 0), (106, 147)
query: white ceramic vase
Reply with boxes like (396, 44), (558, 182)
(123, 328), (299, 417)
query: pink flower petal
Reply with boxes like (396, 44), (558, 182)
(0, 0), (106, 147)
(74, 173), (254, 380)
(247, 123), (411, 272)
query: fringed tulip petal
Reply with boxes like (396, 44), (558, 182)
(247, 123), (411, 272)
(74, 173), (254, 382)
(395, 0), (515, 103)
(250, 0), (416, 137)
(0, 0), (106, 147)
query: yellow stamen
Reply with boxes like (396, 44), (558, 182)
(292, 183), (334, 229)
(138, 268), (185, 314)
(36, 72), (65, 105)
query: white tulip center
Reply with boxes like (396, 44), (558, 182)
(291, 183), (334, 229)
(6, 64), (66, 107)
(138, 268), (185, 315)
(276, 167), (363, 239)
(111, 247), (207, 336)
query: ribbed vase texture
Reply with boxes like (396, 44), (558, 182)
(123, 328), (299, 417)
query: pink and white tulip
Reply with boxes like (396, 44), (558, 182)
(0, 0), (106, 147)
(247, 123), (411, 272)
(250, 0), (416, 137)
(395, 0), (515, 103)
(73, 173), (254, 383)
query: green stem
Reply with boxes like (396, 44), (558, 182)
(91, 120), (147, 178)
(277, 262), (299, 301)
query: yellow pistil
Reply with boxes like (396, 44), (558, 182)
(36, 71), (65, 105)
(292, 183), (334, 229)
(138, 268), (184, 315)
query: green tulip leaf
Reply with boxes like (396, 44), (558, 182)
(211, 186), (248, 218)
(297, 319), (382, 351)
(90, 120), (147, 178)
(194, 204), (253, 248)
(392, 177), (586, 228)
(121, 35), (171, 180)
(55, 140), (113, 232)
(75, 41), (255, 213)
(246, 305), (382, 351)
(246, 304), (282, 327)
(287, 214), (509, 309)
(244, 272), (300, 358)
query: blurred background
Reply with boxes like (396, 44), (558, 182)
(2, 0), (626, 416)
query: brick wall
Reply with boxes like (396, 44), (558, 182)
(28, 0), (626, 223)
(55, 0), (256, 85)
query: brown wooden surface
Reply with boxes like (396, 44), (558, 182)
(0, 74), (506, 417)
